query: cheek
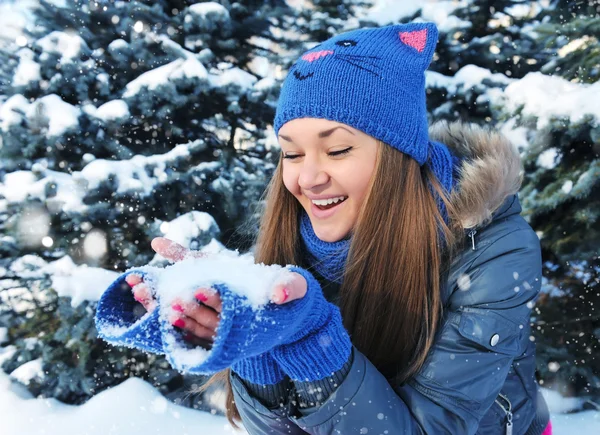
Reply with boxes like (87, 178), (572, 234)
(282, 168), (300, 196)
(346, 165), (375, 204)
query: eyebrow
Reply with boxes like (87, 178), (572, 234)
(278, 126), (355, 143)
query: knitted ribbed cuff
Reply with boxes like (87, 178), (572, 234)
(231, 352), (287, 385)
(272, 309), (352, 382)
(240, 377), (292, 410)
(294, 348), (353, 408)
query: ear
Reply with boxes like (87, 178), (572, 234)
(397, 22), (438, 68)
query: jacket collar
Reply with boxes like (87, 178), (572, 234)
(429, 121), (524, 229)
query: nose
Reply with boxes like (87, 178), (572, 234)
(298, 160), (330, 191)
(301, 50), (334, 62)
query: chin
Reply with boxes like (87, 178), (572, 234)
(312, 223), (350, 243)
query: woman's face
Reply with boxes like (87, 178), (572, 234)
(279, 118), (379, 242)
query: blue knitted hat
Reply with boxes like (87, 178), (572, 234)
(274, 22), (457, 219)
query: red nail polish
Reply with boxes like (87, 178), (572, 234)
(281, 287), (289, 302)
(195, 292), (208, 302)
(172, 304), (184, 312)
(173, 319), (185, 328)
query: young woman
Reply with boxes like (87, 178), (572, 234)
(101, 22), (552, 434)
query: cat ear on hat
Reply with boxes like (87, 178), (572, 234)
(396, 22), (439, 69)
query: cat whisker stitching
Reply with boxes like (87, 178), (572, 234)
(335, 57), (382, 78)
(339, 54), (382, 60)
(336, 55), (381, 70)
(337, 58), (381, 77)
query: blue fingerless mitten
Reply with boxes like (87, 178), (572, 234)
(192, 266), (351, 383)
(270, 266), (352, 382)
(95, 268), (163, 355)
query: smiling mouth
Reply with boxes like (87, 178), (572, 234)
(313, 197), (348, 210)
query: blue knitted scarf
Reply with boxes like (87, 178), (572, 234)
(299, 211), (350, 285)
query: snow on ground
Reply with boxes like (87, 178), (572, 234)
(0, 370), (246, 435)
(0, 363), (597, 434)
(542, 388), (600, 433)
(550, 411), (600, 434)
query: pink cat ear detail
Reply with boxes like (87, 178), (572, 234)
(399, 29), (428, 53)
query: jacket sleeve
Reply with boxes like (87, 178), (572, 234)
(283, 226), (542, 435)
(230, 370), (309, 435)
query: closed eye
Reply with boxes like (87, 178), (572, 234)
(283, 147), (353, 160)
(336, 39), (357, 47)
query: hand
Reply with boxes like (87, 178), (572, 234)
(125, 237), (308, 347)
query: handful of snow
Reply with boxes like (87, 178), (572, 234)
(95, 250), (297, 374)
(147, 250), (295, 309)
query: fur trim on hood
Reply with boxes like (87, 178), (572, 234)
(429, 121), (524, 229)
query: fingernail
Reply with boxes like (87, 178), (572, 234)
(274, 287), (289, 303)
(281, 287), (289, 302)
(172, 304), (184, 313)
(195, 292), (208, 302)
(172, 319), (185, 328)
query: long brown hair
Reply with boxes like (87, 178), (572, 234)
(198, 139), (460, 427)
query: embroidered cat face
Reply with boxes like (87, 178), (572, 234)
(288, 24), (435, 83)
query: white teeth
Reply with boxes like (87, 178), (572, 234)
(311, 196), (347, 206)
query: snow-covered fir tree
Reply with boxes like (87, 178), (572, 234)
(0, 0), (295, 408)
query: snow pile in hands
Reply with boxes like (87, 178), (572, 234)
(151, 252), (292, 308)
(95, 250), (296, 372)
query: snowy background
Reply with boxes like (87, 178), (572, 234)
(0, 0), (599, 433)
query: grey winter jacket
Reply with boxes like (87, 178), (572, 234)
(230, 122), (550, 434)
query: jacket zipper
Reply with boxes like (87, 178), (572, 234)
(495, 392), (513, 435)
(468, 229), (478, 250)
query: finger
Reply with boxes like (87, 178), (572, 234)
(172, 301), (220, 331)
(271, 272), (307, 305)
(194, 288), (222, 313)
(151, 237), (191, 262)
(125, 273), (143, 287)
(132, 283), (151, 302)
(170, 315), (215, 342)
(132, 283), (155, 311)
